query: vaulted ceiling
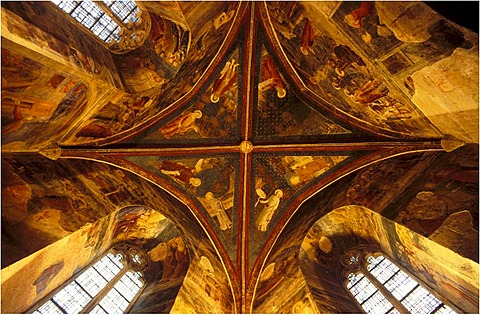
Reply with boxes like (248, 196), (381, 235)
(1, 1), (479, 314)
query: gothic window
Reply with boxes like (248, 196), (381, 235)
(50, 0), (149, 53)
(31, 249), (145, 314)
(343, 249), (456, 314)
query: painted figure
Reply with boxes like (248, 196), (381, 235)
(289, 157), (333, 186)
(191, 9), (236, 63)
(2, 103), (24, 135)
(351, 79), (389, 104)
(332, 44), (366, 77)
(256, 189), (283, 231)
(205, 192), (232, 230)
(160, 110), (203, 138)
(300, 17), (315, 55)
(211, 59), (239, 103)
(213, 10), (235, 30)
(160, 160), (202, 187)
(343, 2), (374, 29)
(259, 55), (287, 98)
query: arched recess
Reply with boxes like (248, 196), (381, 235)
(50, 0), (152, 54)
(1, 155), (237, 313)
(251, 206), (479, 314)
(1, 45), (92, 152)
(62, 1), (248, 147)
(258, 1), (478, 143)
(1, 205), (187, 314)
(299, 206), (478, 314)
(250, 145), (478, 313)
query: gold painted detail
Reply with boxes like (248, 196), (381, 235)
(38, 143), (62, 160)
(240, 141), (253, 153)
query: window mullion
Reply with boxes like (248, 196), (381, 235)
(79, 266), (129, 314)
(65, 2), (83, 14)
(431, 303), (446, 314)
(359, 289), (380, 306)
(96, 2), (124, 27)
(123, 284), (145, 314)
(399, 283), (420, 303)
(362, 267), (411, 314)
(50, 298), (69, 314)
(384, 269), (400, 283)
(73, 280), (95, 300)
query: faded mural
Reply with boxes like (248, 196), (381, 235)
(254, 46), (353, 142)
(124, 154), (238, 257)
(253, 246), (316, 314)
(263, 1), (469, 137)
(251, 145), (478, 313)
(1, 156), (197, 267)
(2, 205), (189, 314)
(1, 1), (478, 314)
(133, 49), (242, 143)
(252, 153), (351, 237)
(300, 206), (479, 313)
(1, 48), (89, 149)
(2, 2), (122, 87)
(2, 2), (243, 147)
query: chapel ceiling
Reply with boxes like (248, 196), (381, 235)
(1, 1), (479, 314)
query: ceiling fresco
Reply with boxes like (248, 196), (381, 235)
(1, 1), (478, 314)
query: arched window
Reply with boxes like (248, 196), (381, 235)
(31, 248), (146, 314)
(342, 248), (456, 314)
(50, 0), (149, 53)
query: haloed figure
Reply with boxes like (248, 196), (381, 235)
(210, 59), (239, 103)
(256, 189), (283, 232)
(205, 192), (232, 230)
(160, 110), (203, 138)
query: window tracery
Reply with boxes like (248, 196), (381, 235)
(50, 0), (150, 53)
(341, 246), (456, 314)
(32, 247), (147, 314)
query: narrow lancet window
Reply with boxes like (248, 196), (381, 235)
(344, 250), (456, 314)
(32, 251), (145, 314)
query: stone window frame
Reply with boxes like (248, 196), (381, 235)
(29, 246), (148, 314)
(340, 245), (457, 314)
(50, 0), (151, 54)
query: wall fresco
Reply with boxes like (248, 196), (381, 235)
(2, 2), (122, 87)
(71, 93), (152, 141)
(134, 49), (242, 143)
(1, 48), (89, 149)
(1, 2), (478, 314)
(251, 147), (478, 313)
(332, 2), (473, 62)
(169, 246), (235, 313)
(1, 205), (186, 314)
(252, 153), (350, 236)
(152, 2), (241, 108)
(265, 2), (442, 137)
(2, 2), (241, 147)
(389, 145), (479, 242)
(253, 246), (311, 313)
(0, 156), (200, 266)
(125, 155), (237, 240)
(113, 12), (190, 94)
(254, 47), (351, 142)
(298, 206), (479, 313)
(336, 153), (430, 211)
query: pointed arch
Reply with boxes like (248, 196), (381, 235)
(50, 0), (151, 54)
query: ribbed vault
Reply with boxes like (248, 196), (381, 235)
(1, 1), (478, 314)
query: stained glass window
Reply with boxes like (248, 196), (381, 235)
(51, 0), (140, 44)
(32, 252), (144, 314)
(347, 272), (397, 314)
(346, 254), (456, 314)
